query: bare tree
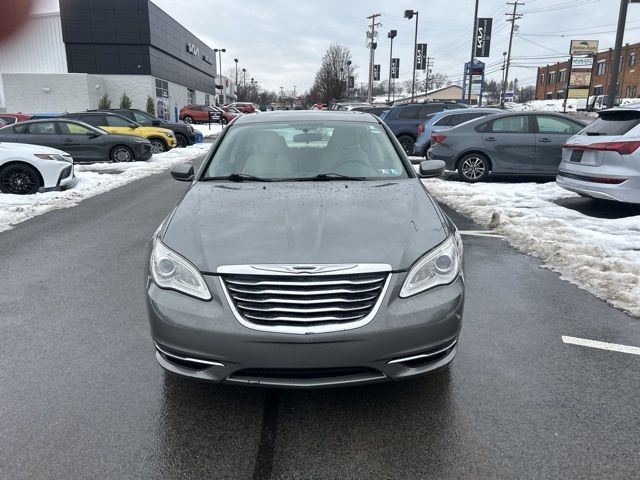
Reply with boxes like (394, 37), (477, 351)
(430, 73), (449, 90)
(311, 44), (356, 103)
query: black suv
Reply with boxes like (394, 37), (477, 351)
(92, 109), (196, 148)
(380, 102), (469, 154)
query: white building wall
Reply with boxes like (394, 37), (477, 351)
(100, 75), (155, 111)
(0, 13), (67, 75)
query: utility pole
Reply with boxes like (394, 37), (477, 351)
(467, 0), (479, 104)
(501, 51), (508, 104)
(366, 13), (382, 103)
(502, 1), (523, 109)
(608, 0), (634, 108)
(387, 30), (397, 103)
(425, 57), (434, 93)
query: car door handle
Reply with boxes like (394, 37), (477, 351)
(538, 138), (552, 143)
(62, 138), (74, 143)
(484, 136), (497, 141)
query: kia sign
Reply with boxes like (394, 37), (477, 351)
(570, 40), (599, 56)
(373, 64), (381, 81)
(186, 42), (200, 56)
(391, 58), (400, 79)
(474, 18), (492, 57)
(416, 44), (428, 70)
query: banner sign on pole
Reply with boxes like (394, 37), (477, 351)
(391, 58), (400, 79)
(416, 44), (428, 70)
(474, 18), (493, 57)
(373, 64), (380, 81)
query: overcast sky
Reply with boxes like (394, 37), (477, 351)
(35, 0), (640, 94)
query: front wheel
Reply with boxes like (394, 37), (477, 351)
(0, 164), (42, 194)
(110, 145), (134, 163)
(175, 133), (188, 148)
(457, 153), (490, 182)
(183, 116), (193, 124)
(149, 138), (167, 154)
(397, 135), (415, 155)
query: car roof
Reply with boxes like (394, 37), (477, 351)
(232, 110), (380, 125)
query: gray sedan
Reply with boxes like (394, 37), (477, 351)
(427, 112), (586, 182)
(0, 119), (153, 163)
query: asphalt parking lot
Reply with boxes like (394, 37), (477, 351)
(1, 154), (639, 480)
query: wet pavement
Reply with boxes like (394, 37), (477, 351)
(1, 156), (639, 479)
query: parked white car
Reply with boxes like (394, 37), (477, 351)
(0, 142), (75, 195)
(557, 105), (640, 204)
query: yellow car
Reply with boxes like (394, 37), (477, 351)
(68, 112), (177, 153)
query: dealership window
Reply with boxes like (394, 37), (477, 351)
(626, 85), (637, 98)
(187, 88), (195, 105)
(155, 79), (170, 121)
(597, 61), (607, 76)
(629, 53), (636, 67)
(204, 94), (210, 106)
(559, 70), (567, 83)
(593, 85), (604, 95)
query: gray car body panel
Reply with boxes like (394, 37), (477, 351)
(161, 180), (449, 272)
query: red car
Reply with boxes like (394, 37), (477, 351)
(225, 102), (256, 114)
(0, 113), (33, 124)
(179, 105), (216, 124)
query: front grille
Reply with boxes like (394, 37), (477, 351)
(220, 269), (390, 333)
(232, 367), (380, 380)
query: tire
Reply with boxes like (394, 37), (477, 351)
(397, 135), (415, 155)
(457, 153), (490, 182)
(422, 142), (431, 159)
(183, 116), (193, 124)
(149, 138), (167, 154)
(0, 163), (42, 195)
(175, 133), (188, 148)
(110, 145), (134, 163)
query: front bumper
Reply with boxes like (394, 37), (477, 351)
(146, 272), (464, 388)
(135, 143), (153, 161)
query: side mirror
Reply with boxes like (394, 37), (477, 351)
(151, 119), (161, 126)
(171, 164), (194, 182)
(418, 160), (446, 178)
(85, 131), (99, 138)
(129, 123), (137, 129)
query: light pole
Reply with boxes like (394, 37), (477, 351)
(346, 60), (352, 101)
(404, 10), (419, 103)
(242, 68), (246, 101)
(387, 29), (397, 103)
(214, 48), (226, 105)
(467, 0), (480, 104)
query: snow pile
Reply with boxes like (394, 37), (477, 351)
(424, 178), (640, 316)
(506, 99), (578, 112)
(0, 143), (211, 233)
(192, 123), (223, 138)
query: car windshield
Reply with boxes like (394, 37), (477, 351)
(203, 120), (409, 181)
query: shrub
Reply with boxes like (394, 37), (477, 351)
(146, 96), (156, 116)
(119, 92), (133, 109)
(98, 94), (111, 109)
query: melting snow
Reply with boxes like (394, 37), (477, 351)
(423, 178), (640, 317)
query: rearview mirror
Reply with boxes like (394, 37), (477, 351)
(418, 160), (446, 178)
(170, 164), (194, 182)
(293, 132), (323, 143)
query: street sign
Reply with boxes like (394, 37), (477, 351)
(572, 56), (594, 69)
(570, 40), (599, 56)
(416, 43), (428, 70)
(474, 17), (493, 57)
(373, 64), (381, 81)
(391, 58), (400, 79)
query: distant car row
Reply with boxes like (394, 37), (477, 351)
(179, 102), (259, 124)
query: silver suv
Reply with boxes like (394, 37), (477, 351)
(146, 111), (464, 388)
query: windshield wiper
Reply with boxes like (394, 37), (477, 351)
(293, 172), (367, 181)
(203, 173), (275, 182)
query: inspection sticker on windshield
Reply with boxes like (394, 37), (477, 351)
(378, 169), (400, 175)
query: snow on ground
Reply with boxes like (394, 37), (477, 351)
(506, 99), (579, 112)
(192, 123), (223, 138)
(0, 143), (211, 233)
(424, 178), (640, 317)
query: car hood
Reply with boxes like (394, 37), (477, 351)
(0, 142), (67, 156)
(161, 180), (449, 272)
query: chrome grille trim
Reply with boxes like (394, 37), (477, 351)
(218, 264), (392, 334)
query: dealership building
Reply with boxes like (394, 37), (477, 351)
(0, 0), (235, 119)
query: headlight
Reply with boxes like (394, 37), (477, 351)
(34, 153), (71, 162)
(400, 233), (463, 298)
(150, 238), (211, 301)
(165, 131), (174, 138)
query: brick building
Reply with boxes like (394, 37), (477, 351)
(535, 41), (640, 100)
